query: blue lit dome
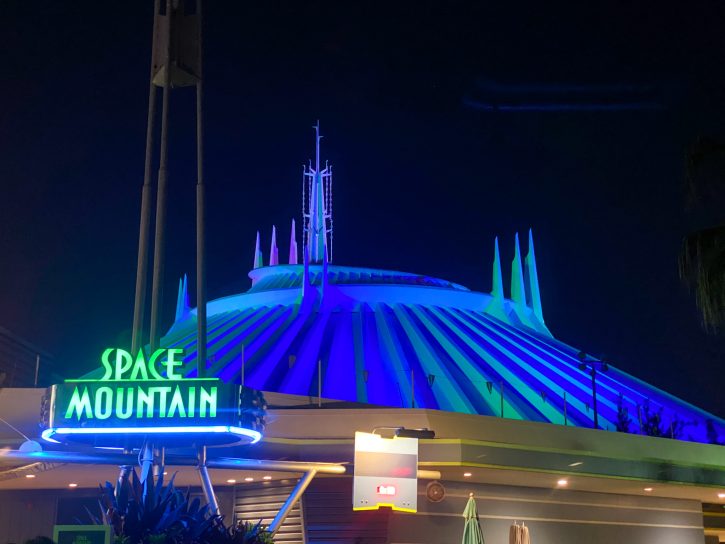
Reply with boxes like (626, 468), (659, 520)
(159, 126), (723, 443)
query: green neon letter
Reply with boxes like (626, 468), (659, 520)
(114, 349), (134, 380)
(129, 350), (150, 381)
(64, 387), (93, 420)
(95, 387), (113, 419)
(146, 349), (165, 380)
(188, 387), (196, 417)
(167, 385), (187, 418)
(164, 348), (184, 380)
(100, 349), (114, 381)
(137, 388), (154, 418)
(199, 386), (217, 418)
(116, 388), (134, 419)
(148, 386), (171, 417)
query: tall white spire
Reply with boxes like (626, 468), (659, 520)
(269, 225), (279, 266)
(289, 218), (298, 264)
(302, 121), (333, 263)
(491, 236), (504, 299)
(253, 231), (263, 269)
(174, 274), (189, 322)
(511, 232), (526, 306)
(525, 229), (544, 322)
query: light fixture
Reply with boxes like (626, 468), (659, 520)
(25, 474), (36, 479)
(244, 477), (254, 482)
(395, 427), (435, 439)
(226, 479), (236, 484)
(68, 483), (78, 488)
(41, 425), (262, 444)
(263, 475), (272, 480)
(556, 479), (568, 487)
(463, 472), (472, 478)
(643, 487), (653, 492)
(718, 493), (725, 499)
(568, 462), (583, 467)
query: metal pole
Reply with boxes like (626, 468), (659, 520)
(33, 355), (39, 387)
(139, 442), (154, 483)
(500, 381), (504, 418)
(269, 469), (317, 534)
(411, 368), (415, 408)
(152, 446), (166, 477)
(317, 360), (322, 407)
(131, 0), (160, 356)
(591, 367), (599, 429)
(241, 344), (245, 387)
(563, 391), (567, 426)
(116, 464), (133, 499)
(195, 0), (207, 377)
(197, 446), (220, 515)
(149, 0), (173, 350)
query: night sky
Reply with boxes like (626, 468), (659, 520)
(2, 2), (724, 417)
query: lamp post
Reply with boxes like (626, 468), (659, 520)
(577, 352), (609, 429)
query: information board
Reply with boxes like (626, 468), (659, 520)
(352, 431), (418, 513)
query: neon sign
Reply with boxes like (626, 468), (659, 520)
(41, 348), (262, 447)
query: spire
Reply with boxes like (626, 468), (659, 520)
(525, 229), (544, 322)
(253, 231), (263, 269)
(511, 232), (526, 306)
(302, 245), (311, 297)
(270, 225), (279, 266)
(322, 243), (330, 294)
(303, 121), (333, 263)
(289, 218), (298, 264)
(491, 237), (504, 299)
(174, 274), (190, 321)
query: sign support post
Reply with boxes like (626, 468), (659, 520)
(197, 445), (219, 515)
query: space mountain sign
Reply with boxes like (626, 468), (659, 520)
(41, 348), (265, 447)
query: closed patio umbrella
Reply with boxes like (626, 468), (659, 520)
(462, 493), (485, 544)
(509, 521), (530, 544)
(521, 523), (530, 544)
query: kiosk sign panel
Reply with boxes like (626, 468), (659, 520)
(353, 431), (418, 513)
(53, 525), (110, 544)
(41, 348), (262, 447)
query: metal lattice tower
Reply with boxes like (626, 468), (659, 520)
(302, 122), (333, 263)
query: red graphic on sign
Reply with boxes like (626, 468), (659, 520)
(376, 485), (396, 496)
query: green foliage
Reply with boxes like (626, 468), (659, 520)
(87, 469), (274, 544)
(239, 388), (267, 434)
(88, 469), (224, 544)
(206, 521), (274, 544)
(614, 393), (631, 433)
(639, 400), (665, 438)
(23, 537), (54, 544)
(706, 419), (723, 445)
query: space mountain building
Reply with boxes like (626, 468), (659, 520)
(161, 125), (723, 444)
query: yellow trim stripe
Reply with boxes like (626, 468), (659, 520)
(353, 503), (416, 513)
(395, 511), (703, 530)
(417, 460), (725, 488)
(437, 492), (702, 514)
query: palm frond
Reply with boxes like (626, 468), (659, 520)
(679, 224), (725, 330)
(685, 137), (725, 209)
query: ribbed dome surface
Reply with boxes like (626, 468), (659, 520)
(159, 264), (724, 443)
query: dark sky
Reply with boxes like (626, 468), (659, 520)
(2, 2), (724, 417)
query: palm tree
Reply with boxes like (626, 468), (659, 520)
(679, 136), (725, 330)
